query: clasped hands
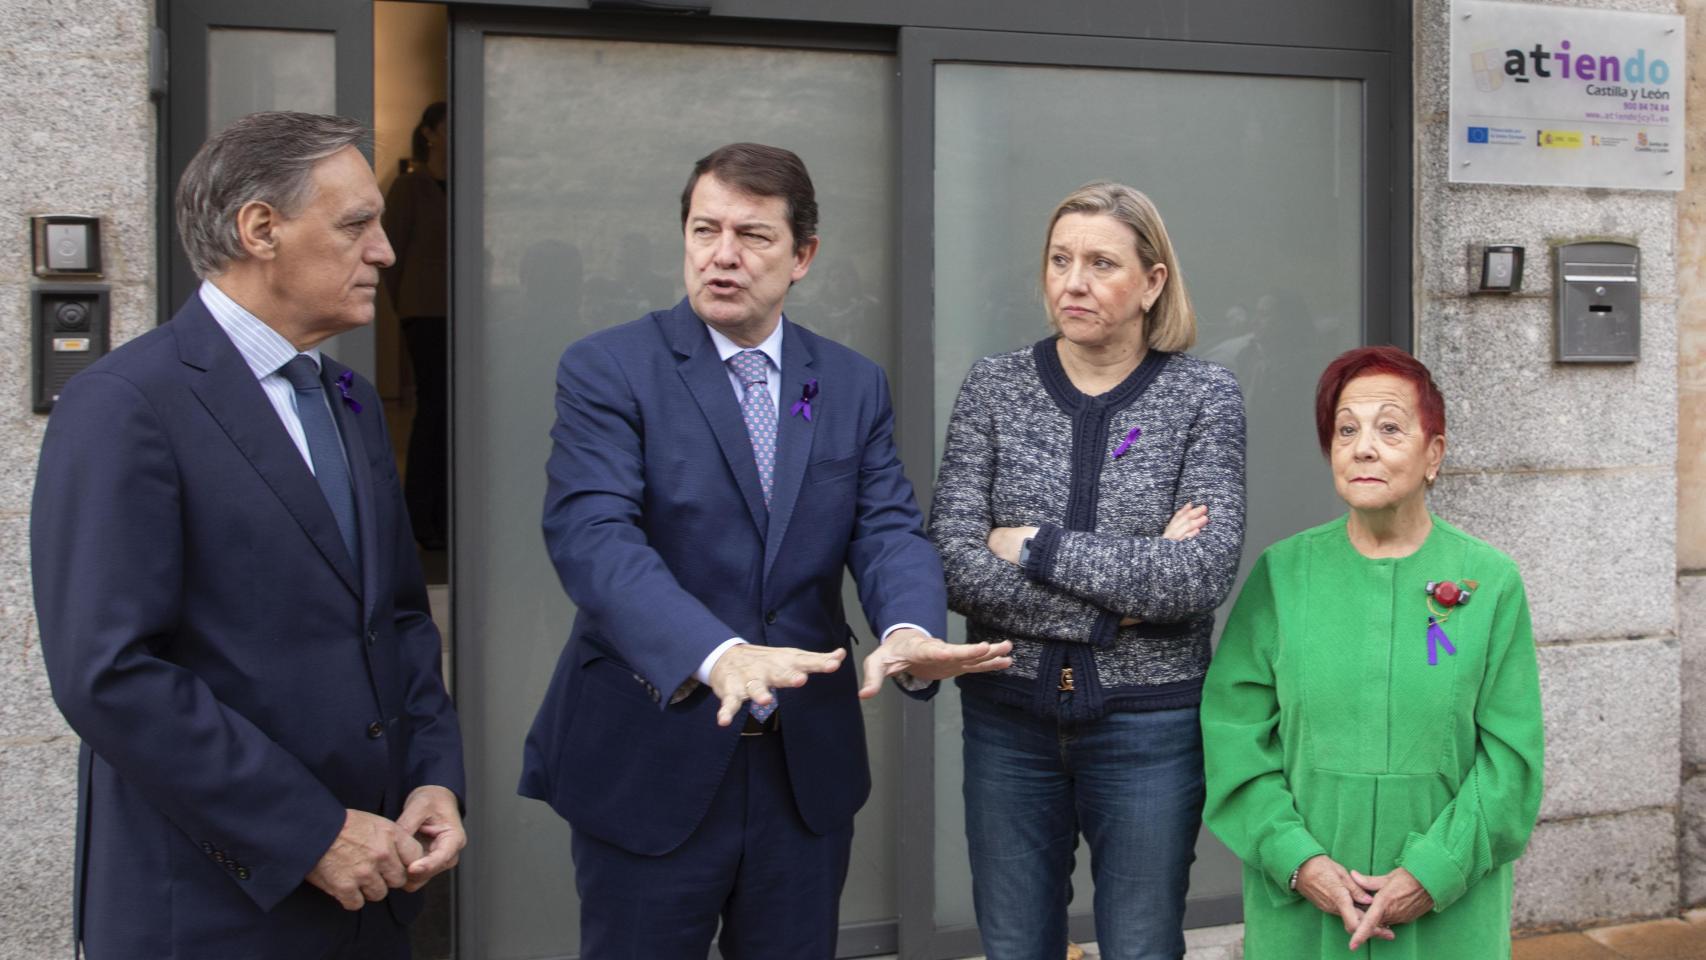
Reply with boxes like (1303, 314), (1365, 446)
(1295, 854), (1434, 951)
(306, 784), (465, 910)
(708, 630), (1013, 727)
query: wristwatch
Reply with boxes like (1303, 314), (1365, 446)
(1017, 536), (1034, 567)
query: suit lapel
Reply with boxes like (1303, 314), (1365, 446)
(176, 300), (363, 601)
(324, 357), (380, 622)
(666, 301), (768, 539)
(763, 318), (818, 581)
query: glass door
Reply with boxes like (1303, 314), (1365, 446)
(894, 27), (1392, 958)
(451, 13), (1403, 960)
(162, 0), (377, 376)
(451, 15), (901, 958)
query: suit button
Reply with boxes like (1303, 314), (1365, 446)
(236, 867), (250, 881)
(367, 721), (385, 739)
(765, 611), (778, 625)
(366, 630), (377, 645)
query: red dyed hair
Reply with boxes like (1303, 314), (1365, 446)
(1314, 346), (1445, 455)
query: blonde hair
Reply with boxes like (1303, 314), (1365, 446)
(1040, 181), (1196, 352)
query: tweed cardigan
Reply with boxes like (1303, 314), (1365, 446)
(930, 338), (1247, 723)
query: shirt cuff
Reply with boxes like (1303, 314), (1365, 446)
(880, 623), (932, 692)
(1397, 831), (1470, 912)
(1258, 823), (1328, 908)
(695, 637), (747, 685)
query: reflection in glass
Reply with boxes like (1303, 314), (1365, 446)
(206, 29), (336, 133)
(931, 62), (1363, 930)
(464, 37), (895, 958)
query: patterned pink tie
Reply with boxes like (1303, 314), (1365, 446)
(728, 350), (776, 506)
(728, 350), (779, 722)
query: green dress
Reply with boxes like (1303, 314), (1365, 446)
(1201, 515), (1543, 959)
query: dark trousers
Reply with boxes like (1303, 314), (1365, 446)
(962, 694), (1204, 960)
(323, 902), (411, 960)
(570, 730), (853, 959)
(401, 317), (447, 545)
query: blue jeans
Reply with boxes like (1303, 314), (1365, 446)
(962, 693), (1204, 960)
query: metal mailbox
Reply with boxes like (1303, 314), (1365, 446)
(1555, 241), (1639, 363)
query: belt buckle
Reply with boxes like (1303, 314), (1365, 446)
(741, 711), (778, 736)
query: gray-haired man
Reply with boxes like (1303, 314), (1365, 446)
(33, 111), (464, 959)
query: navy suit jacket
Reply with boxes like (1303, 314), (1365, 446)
(32, 295), (464, 959)
(519, 299), (947, 855)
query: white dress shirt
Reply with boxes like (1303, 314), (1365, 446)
(199, 280), (347, 477)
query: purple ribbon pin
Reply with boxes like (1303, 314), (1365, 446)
(335, 369), (363, 414)
(1110, 426), (1142, 460)
(1426, 616), (1456, 666)
(791, 379), (818, 421)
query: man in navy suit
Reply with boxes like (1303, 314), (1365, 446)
(518, 143), (1012, 958)
(32, 112), (465, 959)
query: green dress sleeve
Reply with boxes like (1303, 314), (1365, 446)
(1396, 567), (1544, 912)
(1398, 569), (1549, 913)
(1202, 551), (1327, 906)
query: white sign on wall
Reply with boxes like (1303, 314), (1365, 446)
(1450, 0), (1684, 190)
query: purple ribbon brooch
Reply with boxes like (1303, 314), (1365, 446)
(1110, 426), (1142, 459)
(791, 379), (818, 421)
(1423, 579), (1475, 665)
(335, 369), (363, 414)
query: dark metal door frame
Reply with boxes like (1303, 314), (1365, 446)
(892, 31), (1401, 953)
(158, 0), (376, 375)
(448, 18), (899, 960)
(448, 4), (1409, 959)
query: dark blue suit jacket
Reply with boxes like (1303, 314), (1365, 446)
(519, 299), (947, 855)
(32, 295), (464, 959)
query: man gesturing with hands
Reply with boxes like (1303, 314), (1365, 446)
(519, 143), (1008, 959)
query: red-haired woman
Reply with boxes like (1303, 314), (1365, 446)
(1200, 346), (1544, 959)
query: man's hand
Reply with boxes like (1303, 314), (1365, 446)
(987, 526), (1040, 565)
(1294, 855), (1394, 945)
(708, 643), (847, 727)
(306, 809), (425, 910)
(858, 628), (1012, 698)
(1348, 868), (1432, 950)
(397, 785), (466, 892)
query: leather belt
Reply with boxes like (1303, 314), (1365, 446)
(741, 711), (780, 736)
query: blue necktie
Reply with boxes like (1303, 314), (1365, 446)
(728, 350), (776, 506)
(280, 356), (360, 565)
(727, 350), (777, 722)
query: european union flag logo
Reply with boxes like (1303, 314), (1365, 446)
(1468, 126), (1490, 144)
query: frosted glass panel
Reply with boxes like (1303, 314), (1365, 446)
(931, 62), (1363, 929)
(464, 37), (896, 958)
(206, 29), (336, 133)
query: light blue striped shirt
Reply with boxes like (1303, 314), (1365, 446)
(199, 280), (342, 476)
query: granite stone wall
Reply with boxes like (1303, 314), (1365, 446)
(1679, 0), (1706, 916)
(1418, 0), (1686, 932)
(0, 1), (155, 956)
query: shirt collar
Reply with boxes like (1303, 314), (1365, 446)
(199, 280), (323, 380)
(704, 317), (785, 372)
